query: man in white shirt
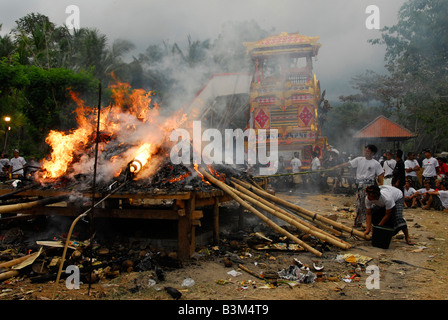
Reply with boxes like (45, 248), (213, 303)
(405, 152), (420, 189)
(421, 149), (439, 188)
(290, 152), (302, 189)
(403, 180), (417, 208)
(9, 149), (27, 178)
(364, 185), (414, 245)
(345, 144), (384, 227)
(311, 152), (321, 171)
(382, 151), (396, 186)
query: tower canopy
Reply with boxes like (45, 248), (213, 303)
(244, 32), (321, 58)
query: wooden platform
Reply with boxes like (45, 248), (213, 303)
(0, 186), (235, 260)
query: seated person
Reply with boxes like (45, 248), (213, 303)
(413, 179), (434, 208)
(423, 181), (447, 211)
(403, 180), (417, 208)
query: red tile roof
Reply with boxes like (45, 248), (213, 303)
(354, 115), (415, 140)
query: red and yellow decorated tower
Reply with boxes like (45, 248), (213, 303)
(244, 32), (328, 168)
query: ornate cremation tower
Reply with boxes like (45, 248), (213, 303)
(244, 32), (328, 168)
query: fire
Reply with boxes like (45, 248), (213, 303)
(129, 143), (156, 174)
(193, 163), (211, 185)
(38, 79), (188, 183)
(167, 171), (192, 183)
(207, 165), (226, 182)
(41, 127), (91, 179)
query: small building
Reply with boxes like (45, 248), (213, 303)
(353, 115), (416, 154)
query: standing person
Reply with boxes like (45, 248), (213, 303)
(382, 151), (396, 186)
(290, 152), (302, 190)
(9, 149), (27, 178)
(392, 150), (406, 193)
(363, 185), (414, 245)
(310, 151), (321, 190)
(344, 144), (384, 228)
(405, 152), (421, 189)
(421, 149), (439, 189)
(311, 151), (321, 171)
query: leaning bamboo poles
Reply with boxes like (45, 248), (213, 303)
(199, 167), (323, 257)
(230, 180), (350, 249)
(231, 178), (370, 240)
(232, 179), (342, 237)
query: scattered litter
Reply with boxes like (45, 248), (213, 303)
(336, 253), (373, 265)
(410, 246), (427, 253)
(227, 270), (242, 277)
(181, 278), (195, 287)
(278, 265), (316, 283)
(313, 263), (324, 271)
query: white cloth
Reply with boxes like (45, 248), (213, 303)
(311, 157), (320, 171)
(290, 157), (302, 173)
(9, 156), (26, 175)
(365, 185), (404, 210)
(404, 159), (420, 177)
(349, 157), (383, 181)
(422, 157), (439, 178)
(404, 187), (416, 198)
(437, 190), (448, 209)
(383, 159), (396, 176)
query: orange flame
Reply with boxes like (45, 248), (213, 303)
(207, 165), (226, 182)
(129, 143), (156, 174)
(193, 163), (211, 185)
(38, 79), (188, 183)
(167, 171), (192, 183)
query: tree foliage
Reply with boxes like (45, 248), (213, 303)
(339, 0), (448, 153)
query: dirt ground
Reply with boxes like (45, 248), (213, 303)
(1, 182), (448, 302)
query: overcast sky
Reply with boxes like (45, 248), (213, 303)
(0, 0), (407, 101)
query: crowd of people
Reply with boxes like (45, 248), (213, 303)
(269, 144), (448, 247)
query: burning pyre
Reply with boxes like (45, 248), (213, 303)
(34, 80), (245, 193)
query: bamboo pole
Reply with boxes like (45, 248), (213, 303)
(232, 179), (343, 237)
(0, 195), (68, 215)
(199, 167), (322, 257)
(232, 178), (369, 240)
(0, 250), (41, 269)
(0, 270), (19, 282)
(230, 183), (350, 250)
(231, 181), (348, 244)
